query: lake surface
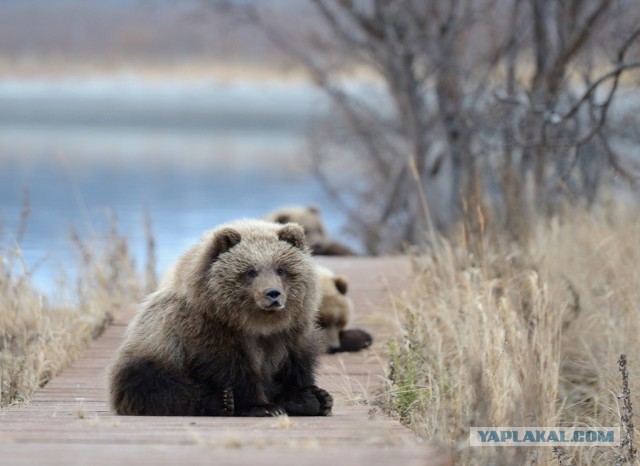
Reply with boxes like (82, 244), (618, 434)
(0, 77), (353, 294)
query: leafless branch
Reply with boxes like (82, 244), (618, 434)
(213, 0), (640, 249)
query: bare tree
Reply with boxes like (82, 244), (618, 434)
(500, 0), (640, 232)
(215, 0), (640, 252)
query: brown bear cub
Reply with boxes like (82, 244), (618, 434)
(108, 219), (333, 417)
(264, 206), (356, 256)
(316, 265), (373, 354)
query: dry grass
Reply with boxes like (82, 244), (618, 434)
(384, 205), (640, 465)
(0, 205), (149, 407)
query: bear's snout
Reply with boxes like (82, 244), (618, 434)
(263, 287), (285, 309)
(265, 287), (282, 301)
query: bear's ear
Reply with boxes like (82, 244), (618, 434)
(209, 227), (242, 262)
(278, 223), (306, 250)
(334, 276), (348, 295)
(275, 214), (290, 224)
(308, 205), (320, 214)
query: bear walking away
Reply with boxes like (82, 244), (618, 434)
(108, 219), (333, 417)
(264, 205), (356, 256)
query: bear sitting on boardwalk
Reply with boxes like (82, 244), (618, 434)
(108, 219), (332, 417)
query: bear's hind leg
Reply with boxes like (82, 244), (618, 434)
(110, 358), (233, 416)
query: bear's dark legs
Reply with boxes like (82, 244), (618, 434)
(231, 375), (285, 417)
(273, 345), (333, 416)
(194, 356), (285, 417)
(110, 358), (233, 416)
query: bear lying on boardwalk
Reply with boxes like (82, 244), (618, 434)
(264, 205), (356, 256)
(108, 219), (333, 417)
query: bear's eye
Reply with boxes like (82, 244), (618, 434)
(276, 267), (285, 276)
(246, 268), (258, 278)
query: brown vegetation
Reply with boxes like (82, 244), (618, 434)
(383, 203), (640, 464)
(0, 203), (149, 407)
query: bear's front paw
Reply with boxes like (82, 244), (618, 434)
(283, 385), (333, 416)
(309, 385), (333, 416)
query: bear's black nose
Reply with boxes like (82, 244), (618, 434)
(265, 288), (282, 300)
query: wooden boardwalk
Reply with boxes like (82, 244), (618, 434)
(0, 257), (450, 465)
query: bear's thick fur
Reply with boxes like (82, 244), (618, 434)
(316, 265), (373, 354)
(108, 219), (333, 417)
(264, 205), (356, 256)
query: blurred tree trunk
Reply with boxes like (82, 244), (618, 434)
(433, 0), (483, 248)
(522, 0), (615, 214)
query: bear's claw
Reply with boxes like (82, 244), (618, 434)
(222, 387), (234, 415)
(241, 404), (285, 417)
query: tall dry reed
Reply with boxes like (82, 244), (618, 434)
(384, 205), (640, 465)
(1, 206), (151, 407)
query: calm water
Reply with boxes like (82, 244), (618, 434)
(0, 78), (352, 294)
